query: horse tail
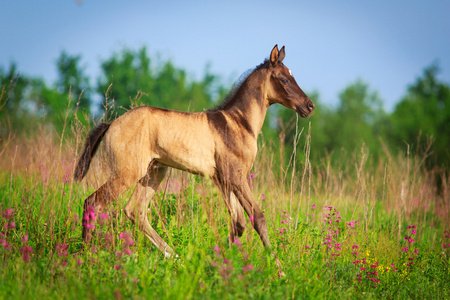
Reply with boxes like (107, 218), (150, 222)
(74, 122), (111, 181)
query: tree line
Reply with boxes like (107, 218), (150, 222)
(1, 47), (449, 169)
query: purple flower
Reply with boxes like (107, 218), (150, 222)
(82, 205), (97, 229)
(20, 245), (33, 262)
(242, 264), (254, 272)
(233, 237), (242, 247)
(119, 231), (135, 250)
(56, 243), (68, 257)
(22, 235), (29, 243)
(122, 247), (132, 256)
(260, 193), (266, 201)
(2, 208), (13, 219)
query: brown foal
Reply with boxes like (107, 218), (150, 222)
(74, 45), (314, 257)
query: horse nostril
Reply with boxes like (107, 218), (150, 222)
(307, 102), (315, 112)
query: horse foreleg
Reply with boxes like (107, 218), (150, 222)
(232, 181), (271, 248)
(124, 166), (175, 258)
(229, 192), (246, 242)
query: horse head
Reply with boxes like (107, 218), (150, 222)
(266, 45), (314, 118)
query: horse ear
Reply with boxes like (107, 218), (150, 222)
(278, 46), (285, 63)
(270, 45), (279, 66)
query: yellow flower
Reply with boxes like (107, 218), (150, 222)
(365, 250), (370, 257)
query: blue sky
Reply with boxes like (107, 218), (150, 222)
(1, 0), (449, 111)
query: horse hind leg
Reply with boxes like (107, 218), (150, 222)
(82, 176), (131, 242)
(124, 164), (176, 258)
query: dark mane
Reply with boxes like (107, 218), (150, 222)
(208, 59), (270, 111)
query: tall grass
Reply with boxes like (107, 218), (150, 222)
(0, 96), (449, 298)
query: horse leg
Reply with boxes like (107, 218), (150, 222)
(124, 165), (175, 258)
(213, 178), (246, 244)
(229, 192), (246, 241)
(82, 176), (130, 242)
(231, 180), (271, 248)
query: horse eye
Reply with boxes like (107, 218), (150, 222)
(281, 78), (289, 84)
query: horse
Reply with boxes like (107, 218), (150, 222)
(74, 45), (314, 258)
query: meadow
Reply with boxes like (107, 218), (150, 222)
(0, 117), (449, 300)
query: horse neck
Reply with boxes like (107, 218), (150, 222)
(222, 70), (269, 138)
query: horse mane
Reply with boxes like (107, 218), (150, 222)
(208, 59), (270, 111)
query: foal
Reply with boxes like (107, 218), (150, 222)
(74, 45), (314, 257)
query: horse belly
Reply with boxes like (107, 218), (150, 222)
(155, 130), (216, 177)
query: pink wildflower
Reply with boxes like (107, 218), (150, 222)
(2, 208), (13, 219)
(82, 205), (96, 229)
(122, 247), (132, 256)
(233, 237), (242, 247)
(119, 231), (135, 247)
(56, 243), (68, 257)
(20, 245), (33, 262)
(260, 193), (266, 201)
(242, 264), (254, 272)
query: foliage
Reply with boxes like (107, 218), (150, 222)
(97, 47), (221, 113)
(390, 64), (450, 168)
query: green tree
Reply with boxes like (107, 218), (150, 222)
(390, 64), (450, 168)
(97, 47), (155, 111)
(56, 51), (91, 112)
(332, 80), (386, 158)
(0, 63), (33, 134)
(0, 63), (29, 116)
(97, 47), (221, 114)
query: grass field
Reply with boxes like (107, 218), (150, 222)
(0, 122), (449, 299)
